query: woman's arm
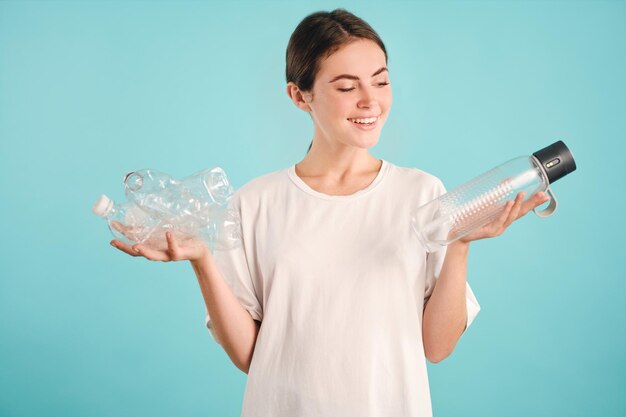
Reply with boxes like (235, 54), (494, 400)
(422, 240), (470, 363)
(422, 191), (550, 363)
(112, 230), (260, 374)
(191, 252), (260, 374)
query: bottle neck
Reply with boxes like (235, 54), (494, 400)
(103, 200), (116, 218)
(530, 155), (550, 186)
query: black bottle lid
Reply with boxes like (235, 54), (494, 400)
(532, 140), (577, 184)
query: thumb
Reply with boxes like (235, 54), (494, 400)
(165, 231), (185, 261)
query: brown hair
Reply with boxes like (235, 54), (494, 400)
(285, 9), (388, 154)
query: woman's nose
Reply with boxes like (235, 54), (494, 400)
(357, 86), (378, 108)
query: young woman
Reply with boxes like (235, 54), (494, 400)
(111, 8), (550, 417)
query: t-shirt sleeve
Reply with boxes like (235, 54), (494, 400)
(423, 178), (481, 332)
(204, 193), (264, 345)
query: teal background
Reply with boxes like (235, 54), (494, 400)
(1, 0), (624, 416)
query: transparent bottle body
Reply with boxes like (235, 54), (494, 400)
(119, 166), (241, 251)
(201, 207), (242, 252)
(104, 201), (177, 250)
(411, 156), (549, 253)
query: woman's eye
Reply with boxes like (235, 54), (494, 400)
(337, 82), (389, 93)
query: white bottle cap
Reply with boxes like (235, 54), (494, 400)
(92, 194), (114, 218)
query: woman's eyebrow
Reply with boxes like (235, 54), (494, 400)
(328, 67), (388, 83)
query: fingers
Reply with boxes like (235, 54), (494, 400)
(111, 221), (132, 240)
(110, 239), (141, 257)
(133, 244), (171, 262)
(462, 190), (550, 242)
(520, 191), (550, 215)
(490, 192), (524, 235)
(133, 231), (183, 262)
(111, 221), (143, 241)
(110, 238), (171, 261)
(509, 192), (525, 221)
(497, 194), (519, 231)
(166, 231), (178, 250)
(505, 191), (550, 225)
(109, 231), (201, 262)
(111, 221), (125, 233)
(165, 231), (183, 261)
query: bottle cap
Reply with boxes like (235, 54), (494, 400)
(532, 140), (577, 184)
(92, 194), (114, 218)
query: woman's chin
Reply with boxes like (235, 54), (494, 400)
(354, 135), (380, 149)
(335, 131), (381, 149)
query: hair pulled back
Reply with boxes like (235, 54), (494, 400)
(285, 9), (388, 154)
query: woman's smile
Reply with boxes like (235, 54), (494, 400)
(347, 115), (380, 130)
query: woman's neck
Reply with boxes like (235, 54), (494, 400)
(294, 141), (382, 195)
(296, 141), (380, 180)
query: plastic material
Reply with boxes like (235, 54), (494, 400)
(411, 141), (577, 253)
(93, 167), (241, 252)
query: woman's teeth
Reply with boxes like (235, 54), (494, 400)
(348, 116), (378, 124)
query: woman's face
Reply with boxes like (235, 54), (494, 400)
(304, 39), (392, 150)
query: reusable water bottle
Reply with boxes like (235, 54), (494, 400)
(411, 140), (577, 253)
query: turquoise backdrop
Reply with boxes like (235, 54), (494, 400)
(1, 1), (624, 416)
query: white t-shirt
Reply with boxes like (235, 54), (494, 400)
(206, 159), (481, 417)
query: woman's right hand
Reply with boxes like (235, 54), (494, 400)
(110, 227), (211, 263)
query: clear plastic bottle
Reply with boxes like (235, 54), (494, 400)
(411, 140), (577, 253)
(93, 167), (241, 252)
(123, 167), (233, 232)
(204, 207), (242, 251)
(92, 194), (177, 251)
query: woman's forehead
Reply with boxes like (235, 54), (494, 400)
(318, 40), (387, 80)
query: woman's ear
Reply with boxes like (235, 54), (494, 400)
(286, 82), (313, 112)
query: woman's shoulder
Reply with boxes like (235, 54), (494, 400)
(231, 165), (290, 201)
(386, 160), (445, 191)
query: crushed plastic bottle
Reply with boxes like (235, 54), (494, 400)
(411, 141), (577, 253)
(93, 166), (241, 252)
(92, 195), (180, 251)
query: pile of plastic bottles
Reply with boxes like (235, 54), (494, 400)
(93, 167), (241, 252)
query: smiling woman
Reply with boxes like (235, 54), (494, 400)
(284, 9), (391, 155)
(288, 38), (392, 156)
(196, 8), (481, 417)
(115, 7), (482, 417)
(335, 65), (390, 132)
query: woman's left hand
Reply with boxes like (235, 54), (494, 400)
(458, 191), (551, 243)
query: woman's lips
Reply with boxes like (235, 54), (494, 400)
(348, 116), (379, 131)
